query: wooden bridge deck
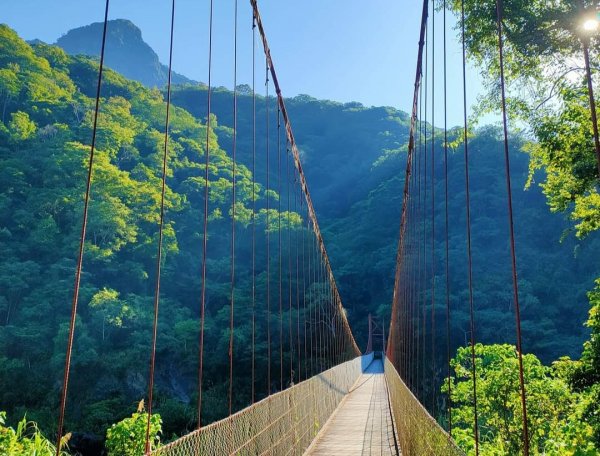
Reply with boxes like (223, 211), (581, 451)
(305, 359), (400, 455)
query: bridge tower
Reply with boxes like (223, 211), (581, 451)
(366, 313), (386, 357)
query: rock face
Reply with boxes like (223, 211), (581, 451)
(55, 19), (193, 88)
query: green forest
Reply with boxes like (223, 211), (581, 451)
(1, 0), (600, 452)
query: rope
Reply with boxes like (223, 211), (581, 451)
(198, 0), (214, 429)
(145, 1), (176, 452)
(228, 0), (238, 417)
(495, 1), (529, 452)
(460, 0), (479, 451)
(55, 2), (110, 453)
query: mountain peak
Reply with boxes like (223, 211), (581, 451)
(55, 19), (193, 88)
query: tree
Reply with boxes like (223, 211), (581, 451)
(444, 344), (596, 455)
(0, 66), (19, 122)
(88, 288), (133, 341)
(571, 279), (600, 446)
(105, 401), (162, 456)
(446, 1), (600, 449)
(8, 111), (36, 142)
(526, 86), (599, 238)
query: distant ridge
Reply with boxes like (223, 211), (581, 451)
(55, 19), (195, 88)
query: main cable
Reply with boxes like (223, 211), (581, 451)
(251, 0), (360, 357)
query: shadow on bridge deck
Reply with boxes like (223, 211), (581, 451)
(304, 358), (400, 456)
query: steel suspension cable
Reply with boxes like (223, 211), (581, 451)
(411, 171), (418, 390)
(251, 11), (257, 405)
(55, 2), (110, 453)
(286, 140), (293, 385)
(318, 235), (322, 368)
(312, 223), (318, 373)
(495, 0), (530, 453)
(307, 219), (314, 377)
(265, 58), (271, 395)
(198, 0), (214, 429)
(324, 249), (329, 367)
(411, 138), (419, 393)
(251, 0), (360, 358)
(416, 74), (423, 400)
(387, 0), (428, 369)
(299, 199), (305, 373)
(145, 1), (176, 452)
(460, 0), (479, 451)
(422, 21), (429, 403)
(295, 168), (301, 382)
(415, 125), (421, 392)
(316, 235), (323, 371)
(408, 151), (415, 391)
(327, 260), (334, 368)
(228, 0), (238, 417)
(430, 0), (437, 414)
(304, 206), (310, 378)
(443, 0), (452, 434)
(277, 104), (283, 391)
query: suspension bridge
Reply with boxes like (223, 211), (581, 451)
(50, 0), (535, 455)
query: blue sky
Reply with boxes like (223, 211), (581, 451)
(3, 0), (486, 127)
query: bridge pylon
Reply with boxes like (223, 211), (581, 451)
(366, 313), (386, 356)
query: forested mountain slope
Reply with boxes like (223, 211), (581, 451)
(0, 22), (597, 441)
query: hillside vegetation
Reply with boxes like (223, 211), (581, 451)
(1, 16), (599, 454)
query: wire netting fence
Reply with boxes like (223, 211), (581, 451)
(384, 357), (464, 456)
(152, 354), (373, 456)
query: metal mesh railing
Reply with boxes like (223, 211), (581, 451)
(152, 354), (373, 456)
(384, 357), (464, 456)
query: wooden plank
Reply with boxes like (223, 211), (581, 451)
(304, 359), (400, 455)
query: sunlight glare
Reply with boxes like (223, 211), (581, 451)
(583, 18), (599, 33)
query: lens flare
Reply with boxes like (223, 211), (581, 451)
(583, 18), (599, 32)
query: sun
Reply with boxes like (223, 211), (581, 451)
(583, 18), (599, 32)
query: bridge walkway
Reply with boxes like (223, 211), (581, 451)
(305, 358), (400, 455)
